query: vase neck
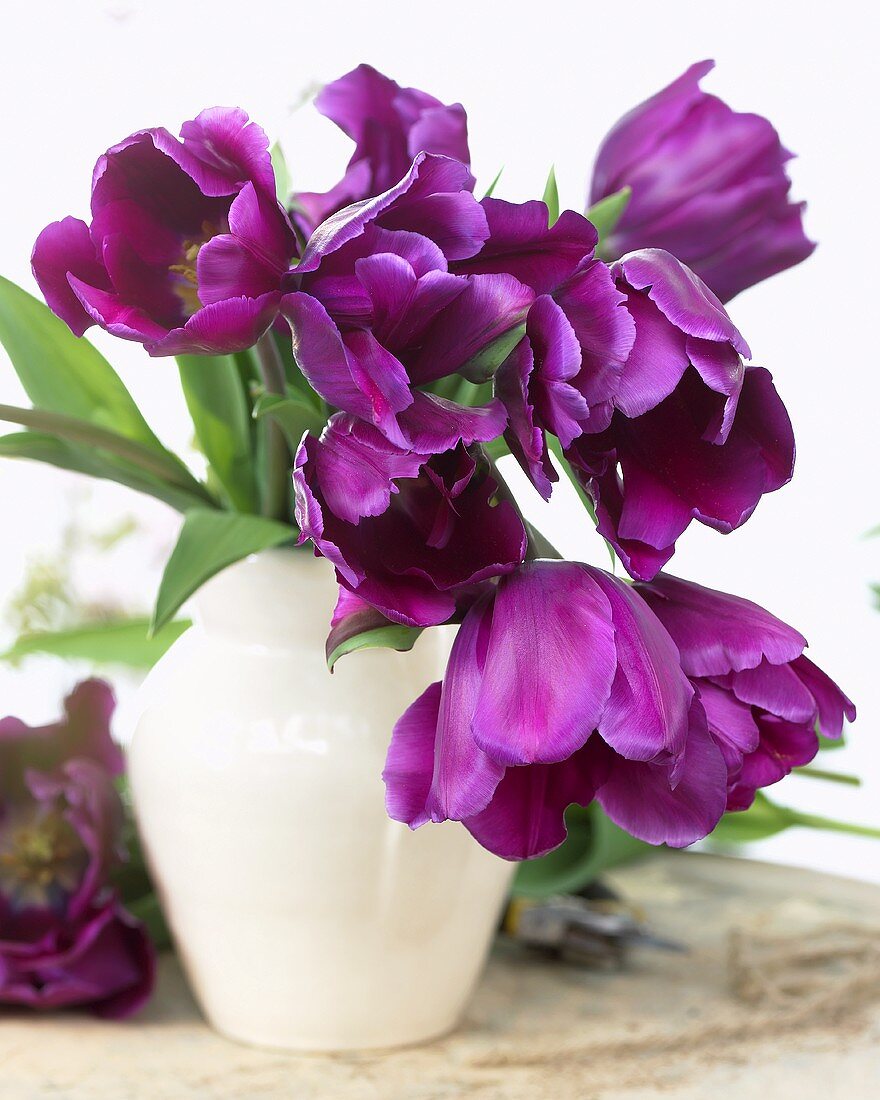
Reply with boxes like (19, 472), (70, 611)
(193, 549), (338, 650)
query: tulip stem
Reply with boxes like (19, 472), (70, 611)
(255, 334), (291, 522)
(483, 450), (562, 561)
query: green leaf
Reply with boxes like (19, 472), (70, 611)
(458, 323), (526, 384)
(0, 276), (165, 449)
(270, 141), (291, 203)
(0, 431), (213, 513)
(1, 617), (191, 669)
(483, 166), (504, 199)
(513, 804), (650, 898)
(542, 166), (560, 227)
(177, 354), (259, 513)
(0, 403), (215, 508)
(253, 391), (327, 450)
(587, 186), (632, 248)
(710, 793), (794, 844)
(327, 623), (423, 672)
(125, 892), (173, 951)
(152, 510), (295, 631)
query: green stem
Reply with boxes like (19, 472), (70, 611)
(255, 334), (291, 522)
(795, 766), (861, 787)
(0, 402), (216, 506)
(792, 811), (880, 840)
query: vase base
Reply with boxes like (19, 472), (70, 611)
(207, 1012), (461, 1054)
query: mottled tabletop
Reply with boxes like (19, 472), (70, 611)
(2, 853), (879, 1100)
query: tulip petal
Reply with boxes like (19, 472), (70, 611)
(791, 655), (856, 738)
(383, 681), (442, 829)
(298, 153), (486, 272)
(454, 199), (598, 294)
(597, 699), (728, 846)
(636, 572), (806, 677)
(464, 736), (612, 860)
(31, 218), (112, 336)
(725, 659), (817, 725)
(146, 292), (280, 356)
(283, 291), (412, 444)
(398, 392), (508, 453)
(410, 272), (534, 384)
(587, 568), (693, 763)
(472, 562), (616, 766)
(614, 249), (750, 357)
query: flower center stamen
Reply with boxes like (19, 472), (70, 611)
(0, 806), (87, 904)
(168, 220), (218, 316)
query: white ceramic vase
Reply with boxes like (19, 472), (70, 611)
(128, 549), (514, 1051)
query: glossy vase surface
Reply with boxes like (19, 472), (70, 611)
(128, 550), (515, 1051)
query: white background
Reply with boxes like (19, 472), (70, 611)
(1, 1), (877, 881)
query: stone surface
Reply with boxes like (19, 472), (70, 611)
(1, 852), (879, 1099)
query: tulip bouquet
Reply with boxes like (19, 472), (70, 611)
(0, 62), (857, 866)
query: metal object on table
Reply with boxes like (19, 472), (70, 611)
(503, 882), (686, 966)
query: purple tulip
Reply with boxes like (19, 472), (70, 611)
(567, 250), (794, 579)
(448, 196), (635, 497)
(0, 682), (154, 1017)
(635, 574), (856, 810)
(383, 561), (728, 859)
(294, 64), (470, 230)
(293, 414), (527, 627)
(283, 153), (532, 451)
(32, 108), (296, 355)
(590, 60), (815, 303)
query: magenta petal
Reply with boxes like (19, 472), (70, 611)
(464, 736), (612, 860)
(355, 254), (463, 347)
(196, 183), (293, 304)
(410, 272), (535, 383)
(495, 338), (555, 500)
(728, 716), (819, 811)
(454, 199), (598, 294)
(553, 259), (635, 414)
(424, 599), (506, 822)
(590, 61), (715, 202)
(684, 336), (744, 443)
(597, 699), (728, 846)
(31, 218), (112, 337)
(299, 153), (485, 272)
(525, 294), (589, 451)
(178, 107), (276, 196)
(697, 680), (760, 773)
(614, 249), (750, 358)
(68, 276), (169, 344)
(408, 103), (470, 164)
(283, 292), (412, 444)
(587, 568), (693, 763)
(398, 391), (508, 453)
(726, 659), (817, 724)
(313, 414), (427, 524)
(636, 573), (806, 677)
(0, 899), (155, 1017)
(791, 655), (856, 738)
(383, 682), (442, 829)
(147, 292), (280, 356)
(309, 64), (470, 207)
(614, 290), (690, 417)
(472, 562), (616, 766)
